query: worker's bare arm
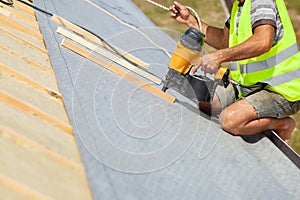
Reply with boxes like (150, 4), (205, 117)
(204, 25), (229, 49)
(192, 24), (274, 74)
(215, 24), (274, 63)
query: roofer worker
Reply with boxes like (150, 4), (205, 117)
(170, 0), (300, 143)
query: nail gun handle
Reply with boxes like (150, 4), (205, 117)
(214, 66), (230, 88)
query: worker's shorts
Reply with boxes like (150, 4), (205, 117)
(215, 83), (300, 119)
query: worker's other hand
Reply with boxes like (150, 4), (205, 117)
(192, 53), (221, 74)
(169, 1), (199, 29)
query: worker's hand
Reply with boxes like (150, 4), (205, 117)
(169, 1), (199, 29)
(192, 53), (221, 75)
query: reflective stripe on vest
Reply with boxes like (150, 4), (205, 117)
(230, 43), (299, 74)
(228, 0), (300, 101)
(265, 67), (300, 86)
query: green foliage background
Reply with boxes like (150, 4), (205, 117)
(132, 0), (300, 154)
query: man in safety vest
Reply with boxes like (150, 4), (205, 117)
(170, 0), (300, 143)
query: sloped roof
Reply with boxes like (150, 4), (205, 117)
(30, 0), (300, 199)
(0, 1), (92, 199)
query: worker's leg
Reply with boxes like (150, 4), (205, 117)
(197, 93), (221, 116)
(219, 90), (300, 143)
(197, 83), (237, 116)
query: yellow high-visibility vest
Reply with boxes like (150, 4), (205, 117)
(229, 0), (300, 101)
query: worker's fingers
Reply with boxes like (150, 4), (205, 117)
(173, 1), (186, 11)
(196, 53), (220, 75)
(169, 4), (177, 14)
(191, 65), (200, 74)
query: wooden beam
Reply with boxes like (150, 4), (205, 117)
(0, 174), (50, 200)
(0, 91), (72, 134)
(51, 14), (149, 69)
(0, 27), (48, 55)
(0, 44), (53, 73)
(61, 39), (176, 103)
(0, 126), (83, 170)
(57, 27), (161, 85)
(0, 13), (43, 41)
(0, 6), (11, 17)
(0, 63), (62, 102)
(0, 3), (39, 26)
(13, 0), (36, 17)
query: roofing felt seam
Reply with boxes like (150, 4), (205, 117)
(57, 27), (162, 85)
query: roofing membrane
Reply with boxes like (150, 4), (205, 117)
(34, 0), (300, 199)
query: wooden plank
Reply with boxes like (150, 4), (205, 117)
(0, 91), (73, 135)
(0, 63), (62, 102)
(0, 6), (11, 17)
(0, 13), (43, 41)
(7, 11), (40, 33)
(0, 27), (48, 55)
(13, 0), (36, 17)
(0, 71), (69, 124)
(0, 3), (39, 26)
(0, 129), (93, 200)
(51, 14), (149, 69)
(0, 29), (50, 68)
(0, 44), (52, 72)
(0, 174), (51, 200)
(57, 27), (161, 85)
(0, 126), (83, 170)
(0, 47), (59, 93)
(61, 39), (176, 103)
(0, 102), (82, 165)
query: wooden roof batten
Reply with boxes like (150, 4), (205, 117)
(0, 0), (93, 199)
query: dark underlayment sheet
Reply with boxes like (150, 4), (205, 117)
(35, 0), (300, 199)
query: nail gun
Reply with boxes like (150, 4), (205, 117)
(162, 27), (232, 102)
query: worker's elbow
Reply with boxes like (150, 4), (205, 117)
(258, 41), (272, 55)
(261, 44), (271, 54)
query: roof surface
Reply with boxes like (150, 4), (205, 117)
(0, 1), (92, 199)
(33, 0), (300, 199)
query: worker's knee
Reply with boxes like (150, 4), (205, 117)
(219, 110), (240, 135)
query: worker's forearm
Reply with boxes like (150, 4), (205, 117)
(214, 25), (274, 64)
(214, 32), (272, 64)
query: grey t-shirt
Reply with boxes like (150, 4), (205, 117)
(226, 0), (284, 46)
